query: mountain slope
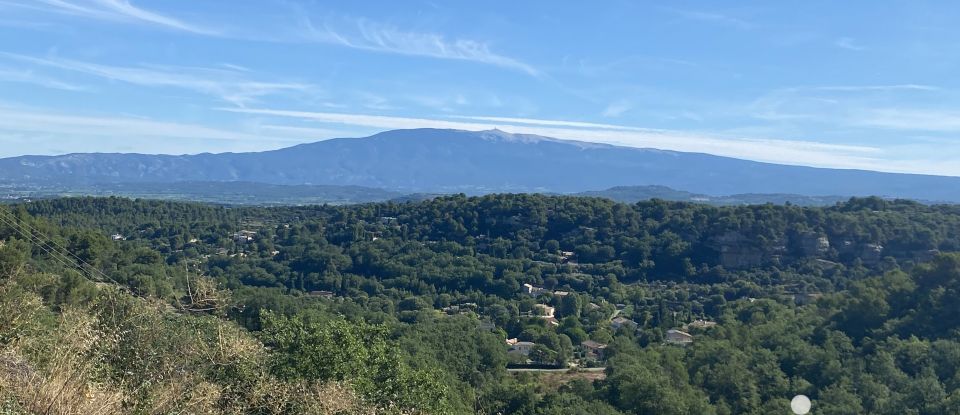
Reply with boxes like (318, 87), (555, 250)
(2, 128), (959, 202)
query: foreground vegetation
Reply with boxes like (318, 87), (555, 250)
(2, 194), (960, 413)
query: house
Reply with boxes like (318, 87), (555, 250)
(534, 304), (555, 318)
(507, 341), (536, 356)
(542, 317), (560, 327)
(553, 291), (570, 297)
(188, 238), (199, 244)
(559, 251), (576, 264)
(110, 234), (125, 241)
(666, 329), (694, 346)
(523, 283), (547, 297)
(611, 316), (637, 330)
(441, 305), (464, 315)
(581, 340), (608, 360)
(379, 216), (398, 225)
(233, 230), (256, 243)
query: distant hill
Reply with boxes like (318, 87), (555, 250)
(2, 128), (959, 202)
(0, 181), (401, 206)
(576, 186), (851, 206)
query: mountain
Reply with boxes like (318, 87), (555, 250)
(576, 186), (851, 206)
(2, 128), (959, 202)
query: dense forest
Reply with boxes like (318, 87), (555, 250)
(3, 194), (960, 414)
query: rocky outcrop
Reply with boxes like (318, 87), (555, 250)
(713, 231), (785, 269)
(797, 232), (830, 257)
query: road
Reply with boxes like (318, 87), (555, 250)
(506, 367), (606, 373)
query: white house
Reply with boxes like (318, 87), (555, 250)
(523, 283), (547, 297)
(534, 304), (555, 318)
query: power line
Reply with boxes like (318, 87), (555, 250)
(4, 209), (117, 283)
(0, 212), (91, 280)
(0, 209), (122, 287)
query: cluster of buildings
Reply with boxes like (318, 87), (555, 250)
(233, 230), (256, 243)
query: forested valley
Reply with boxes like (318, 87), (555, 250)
(3, 194), (960, 414)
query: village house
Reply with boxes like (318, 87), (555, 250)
(553, 291), (570, 297)
(233, 230), (256, 243)
(506, 338), (536, 356)
(522, 283), (547, 297)
(666, 329), (694, 346)
(110, 234), (125, 241)
(534, 304), (555, 318)
(580, 340), (608, 360)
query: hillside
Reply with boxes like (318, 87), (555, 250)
(2, 129), (960, 202)
(5, 195), (960, 414)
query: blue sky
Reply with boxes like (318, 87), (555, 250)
(1, 1), (959, 175)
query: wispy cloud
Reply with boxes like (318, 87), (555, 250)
(298, 16), (538, 76)
(851, 108), (960, 132)
(453, 115), (652, 131)
(663, 7), (752, 29)
(602, 100), (632, 117)
(12, 2), (536, 74)
(745, 84), (941, 121)
(0, 105), (332, 156)
(0, 106), (266, 142)
(835, 37), (866, 51)
(813, 84), (939, 92)
(1, 53), (315, 106)
(23, 0), (218, 35)
(215, 107), (903, 173)
(0, 66), (88, 91)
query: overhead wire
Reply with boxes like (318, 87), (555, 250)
(0, 208), (124, 287)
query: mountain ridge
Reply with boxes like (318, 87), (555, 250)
(2, 128), (959, 202)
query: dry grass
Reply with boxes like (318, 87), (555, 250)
(0, 272), (403, 415)
(0, 311), (124, 415)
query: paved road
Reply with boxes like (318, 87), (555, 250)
(507, 367), (606, 373)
